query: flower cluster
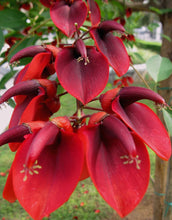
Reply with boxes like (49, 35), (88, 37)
(0, 1), (171, 220)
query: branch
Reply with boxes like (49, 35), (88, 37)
(116, 0), (162, 12)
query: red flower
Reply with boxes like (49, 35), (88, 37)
(90, 20), (130, 76)
(2, 117), (85, 220)
(10, 45), (60, 83)
(49, 0), (88, 37)
(0, 79), (60, 130)
(100, 86), (171, 160)
(79, 114), (150, 217)
(55, 39), (109, 104)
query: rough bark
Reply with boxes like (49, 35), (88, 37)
(115, 1), (172, 220)
(159, 5), (172, 220)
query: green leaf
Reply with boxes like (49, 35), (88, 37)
(0, 27), (4, 52)
(150, 7), (172, 15)
(162, 109), (172, 136)
(161, 34), (171, 42)
(146, 55), (172, 82)
(0, 9), (27, 30)
(0, 70), (16, 89)
(7, 98), (16, 108)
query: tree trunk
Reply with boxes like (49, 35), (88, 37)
(154, 4), (172, 220)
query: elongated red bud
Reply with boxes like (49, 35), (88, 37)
(8, 121), (46, 151)
(0, 79), (57, 105)
(0, 124), (31, 147)
(98, 20), (125, 34)
(0, 80), (40, 104)
(10, 45), (47, 63)
(118, 86), (166, 107)
(75, 39), (89, 65)
(102, 115), (137, 158)
(25, 121), (60, 169)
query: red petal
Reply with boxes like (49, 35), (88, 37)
(25, 122), (59, 168)
(87, 0), (101, 26)
(102, 115), (137, 157)
(90, 29), (130, 76)
(19, 94), (51, 123)
(112, 101), (171, 160)
(50, 0), (87, 37)
(12, 131), (84, 220)
(55, 46), (109, 104)
(21, 52), (52, 81)
(9, 96), (34, 129)
(3, 168), (17, 203)
(99, 20), (125, 33)
(84, 125), (150, 217)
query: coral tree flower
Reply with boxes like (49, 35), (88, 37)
(0, 79), (60, 130)
(47, 0), (88, 37)
(1, 117), (85, 220)
(55, 39), (109, 104)
(90, 20), (130, 76)
(10, 45), (60, 83)
(100, 86), (171, 160)
(81, 114), (150, 217)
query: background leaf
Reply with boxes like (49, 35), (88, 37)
(0, 9), (27, 30)
(146, 55), (172, 82)
(0, 70), (16, 89)
(0, 27), (4, 52)
(162, 109), (172, 136)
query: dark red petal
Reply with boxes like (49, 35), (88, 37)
(112, 100), (171, 160)
(55, 46), (109, 104)
(90, 29), (130, 76)
(87, 0), (101, 26)
(50, 0), (87, 37)
(118, 86), (166, 107)
(12, 130), (84, 220)
(3, 168), (17, 203)
(10, 46), (47, 63)
(84, 125), (150, 217)
(0, 124), (30, 147)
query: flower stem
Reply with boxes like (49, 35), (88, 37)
(83, 106), (104, 111)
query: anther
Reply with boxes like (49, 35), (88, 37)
(120, 155), (141, 170)
(20, 160), (42, 182)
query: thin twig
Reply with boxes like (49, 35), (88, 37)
(130, 63), (151, 89)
